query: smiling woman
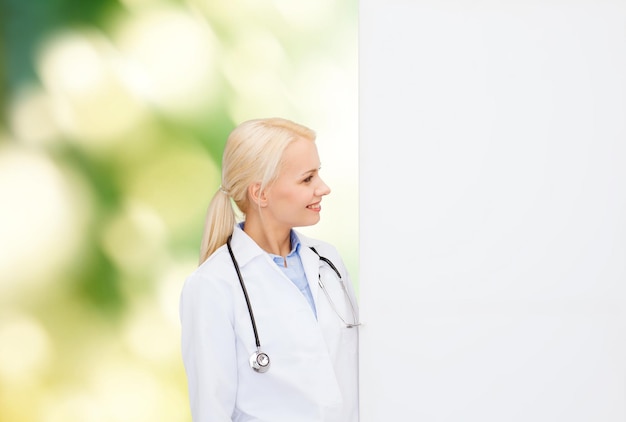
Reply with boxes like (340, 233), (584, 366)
(180, 118), (359, 421)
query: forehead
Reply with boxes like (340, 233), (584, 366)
(280, 138), (320, 172)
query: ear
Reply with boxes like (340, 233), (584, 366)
(248, 183), (269, 207)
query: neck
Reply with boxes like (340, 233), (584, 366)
(243, 215), (292, 256)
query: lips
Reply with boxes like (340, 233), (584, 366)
(307, 202), (321, 211)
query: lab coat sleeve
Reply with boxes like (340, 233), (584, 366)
(180, 271), (237, 422)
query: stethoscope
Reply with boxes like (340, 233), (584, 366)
(226, 236), (360, 373)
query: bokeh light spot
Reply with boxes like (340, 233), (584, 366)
(9, 85), (60, 146)
(100, 200), (167, 276)
(123, 301), (179, 363)
(115, 7), (219, 119)
(0, 313), (52, 384)
(37, 30), (147, 146)
(0, 147), (90, 296)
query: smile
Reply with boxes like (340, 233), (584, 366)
(307, 203), (321, 211)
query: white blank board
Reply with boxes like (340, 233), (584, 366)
(359, 2), (626, 421)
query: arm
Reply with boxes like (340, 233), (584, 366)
(180, 272), (237, 421)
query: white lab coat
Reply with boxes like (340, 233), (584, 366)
(180, 225), (359, 422)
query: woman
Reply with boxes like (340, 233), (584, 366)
(180, 118), (359, 422)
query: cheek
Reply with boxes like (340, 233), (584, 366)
(268, 184), (311, 212)
(272, 185), (302, 203)
(269, 189), (298, 212)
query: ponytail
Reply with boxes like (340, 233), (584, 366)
(198, 187), (237, 264)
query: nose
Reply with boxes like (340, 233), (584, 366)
(316, 177), (331, 196)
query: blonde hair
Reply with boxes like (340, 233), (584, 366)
(198, 117), (316, 264)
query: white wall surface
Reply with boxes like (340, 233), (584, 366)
(359, 2), (626, 421)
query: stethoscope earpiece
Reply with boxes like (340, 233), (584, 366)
(250, 350), (270, 373)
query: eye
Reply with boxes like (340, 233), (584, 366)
(303, 175), (314, 183)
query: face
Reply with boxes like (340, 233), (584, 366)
(261, 137), (331, 231)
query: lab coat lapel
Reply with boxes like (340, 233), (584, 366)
(300, 243), (322, 311)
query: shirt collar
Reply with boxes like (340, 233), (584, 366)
(288, 229), (301, 256)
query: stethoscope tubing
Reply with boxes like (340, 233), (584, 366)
(309, 247), (360, 329)
(226, 236), (262, 350)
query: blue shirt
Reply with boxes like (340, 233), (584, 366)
(268, 230), (317, 318)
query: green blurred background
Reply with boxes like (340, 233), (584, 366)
(0, 0), (358, 420)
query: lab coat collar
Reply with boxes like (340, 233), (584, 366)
(294, 230), (325, 250)
(228, 224), (323, 266)
(229, 225), (325, 290)
(228, 224), (268, 268)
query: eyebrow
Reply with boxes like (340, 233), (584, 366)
(301, 166), (321, 176)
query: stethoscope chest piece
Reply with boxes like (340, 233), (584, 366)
(249, 349), (270, 373)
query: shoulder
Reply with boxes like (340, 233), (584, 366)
(179, 246), (241, 328)
(181, 245), (236, 300)
(182, 227), (268, 296)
